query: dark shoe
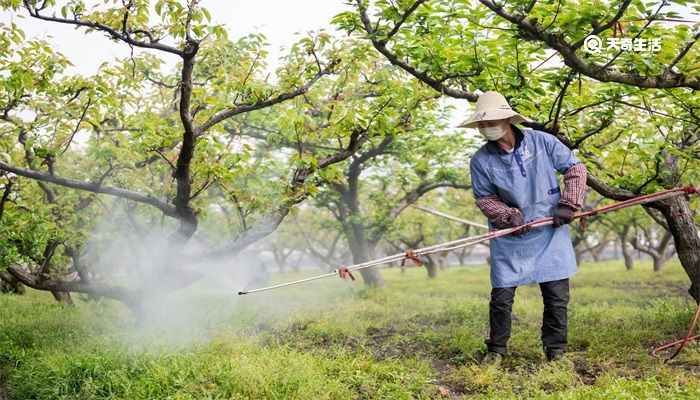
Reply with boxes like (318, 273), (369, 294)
(481, 352), (503, 367)
(545, 347), (564, 361)
(547, 351), (574, 368)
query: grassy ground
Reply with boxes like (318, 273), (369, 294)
(1, 259), (699, 399)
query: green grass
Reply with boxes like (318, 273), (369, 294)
(1, 259), (699, 399)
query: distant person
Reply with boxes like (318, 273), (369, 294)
(459, 91), (587, 366)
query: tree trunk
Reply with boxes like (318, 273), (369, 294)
(572, 236), (584, 264)
(424, 254), (438, 278)
(357, 265), (384, 287)
(347, 234), (385, 288)
(51, 291), (73, 305)
(653, 256), (665, 272)
(653, 195), (700, 303)
(590, 242), (605, 262)
(437, 253), (448, 270)
(271, 245), (290, 273)
(620, 226), (634, 270)
(652, 231), (674, 272)
(457, 247), (467, 266)
(623, 248), (635, 270)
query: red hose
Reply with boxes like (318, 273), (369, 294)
(652, 302), (700, 360)
(651, 186), (699, 360)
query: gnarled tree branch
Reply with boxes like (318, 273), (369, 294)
(354, 0), (480, 100)
(477, 0), (699, 90)
(0, 161), (178, 217)
(22, 0), (185, 56)
(195, 62), (337, 135)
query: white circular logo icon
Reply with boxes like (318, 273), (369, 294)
(583, 35), (603, 54)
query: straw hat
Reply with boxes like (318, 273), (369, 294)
(457, 91), (531, 128)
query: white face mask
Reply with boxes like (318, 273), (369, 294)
(478, 125), (506, 141)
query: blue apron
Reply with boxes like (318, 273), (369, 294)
(469, 126), (580, 288)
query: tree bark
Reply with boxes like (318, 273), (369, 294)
(424, 254), (438, 278)
(0, 270), (25, 294)
(653, 257), (665, 273)
(574, 248), (583, 265)
(651, 196), (699, 301)
(37, 242), (74, 305)
(51, 291), (73, 305)
(588, 241), (606, 262)
(436, 253), (448, 270)
(457, 247), (467, 266)
(271, 244), (292, 273)
(620, 226), (634, 270)
(623, 247), (635, 270)
(347, 234), (385, 288)
(6, 264), (142, 312)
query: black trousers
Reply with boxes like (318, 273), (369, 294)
(485, 278), (569, 356)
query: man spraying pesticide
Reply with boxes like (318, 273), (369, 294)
(237, 92), (699, 362)
(458, 91), (587, 367)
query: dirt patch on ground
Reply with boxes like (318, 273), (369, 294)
(0, 356), (12, 400)
(613, 281), (690, 297)
(573, 359), (604, 385)
(365, 324), (437, 360)
(363, 317), (470, 398)
(428, 356), (469, 399)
